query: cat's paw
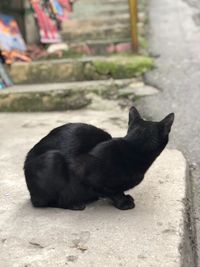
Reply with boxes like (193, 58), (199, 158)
(113, 195), (135, 210)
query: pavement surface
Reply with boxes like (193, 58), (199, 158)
(0, 110), (186, 267)
(135, 0), (200, 265)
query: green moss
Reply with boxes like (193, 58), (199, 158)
(10, 55), (154, 85)
(138, 35), (148, 49)
(0, 91), (90, 112)
(12, 95), (43, 111)
(93, 56), (154, 78)
(93, 61), (117, 75)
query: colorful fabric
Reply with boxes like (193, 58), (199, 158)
(0, 14), (30, 64)
(0, 14), (26, 52)
(55, 0), (73, 21)
(30, 0), (76, 43)
(49, 0), (74, 21)
(31, 1), (62, 44)
(50, 0), (65, 20)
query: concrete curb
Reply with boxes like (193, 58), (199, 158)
(61, 24), (130, 42)
(0, 79), (159, 112)
(0, 111), (186, 267)
(8, 56), (154, 85)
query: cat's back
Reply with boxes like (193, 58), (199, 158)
(26, 123), (112, 160)
(89, 138), (133, 167)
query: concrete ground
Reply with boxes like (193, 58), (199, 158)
(135, 0), (200, 265)
(0, 109), (186, 267)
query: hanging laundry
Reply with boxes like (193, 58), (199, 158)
(30, 0), (77, 43)
(48, 0), (75, 22)
(51, 0), (73, 21)
(50, 0), (65, 21)
(0, 14), (30, 64)
(30, 0), (62, 44)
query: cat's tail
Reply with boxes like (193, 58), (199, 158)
(24, 150), (69, 207)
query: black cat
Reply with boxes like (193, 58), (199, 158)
(24, 107), (174, 210)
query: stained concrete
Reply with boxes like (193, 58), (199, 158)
(9, 56), (153, 84)
(0, 79), (159, 112)
(0, 110), (186, 267)
(134, 0), (200, 265)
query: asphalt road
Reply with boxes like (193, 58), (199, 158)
(136, 0), (200, 265)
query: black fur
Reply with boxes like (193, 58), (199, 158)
(24, 107), (174, 210)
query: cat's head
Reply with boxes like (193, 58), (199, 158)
(127, 106), (174, 157)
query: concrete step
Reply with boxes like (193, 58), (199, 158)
(89, 0), (127, 4)
(0, 78), (158, 112)
(70, 1), (129, 20)
(61, 0), (130, 42)
(68, 39), (132, 55)
(9, 55), (154, 84)
(62, 14), (130, 32)
(60, 0), (147, 54)
(0, 79), (159, 112)
(62, 24), (130, 42)
(60, 0), (147, 55)
(70, 7), (129, 19)
(87, 0), (125, 2)
(0, 78), (139, 112)
(0, 109), (186, 266)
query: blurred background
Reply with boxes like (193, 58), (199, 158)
(1, 1), (199, 266)
(0, 0), (153, 111)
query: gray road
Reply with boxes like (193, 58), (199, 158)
(136, 0), (200, 265)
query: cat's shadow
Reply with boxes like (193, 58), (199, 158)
(18, 197), (136, 218)
(18, 188), (154, 219)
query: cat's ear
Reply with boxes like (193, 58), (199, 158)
(160, 113), (175, 135)
(129, 106), (141, 124)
